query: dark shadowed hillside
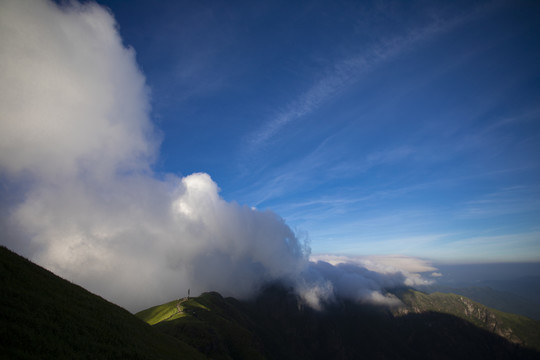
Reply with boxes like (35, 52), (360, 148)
(0, 246), (204, 359)
(138, 284), (540, 360)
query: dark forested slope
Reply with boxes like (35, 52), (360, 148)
(0, 246), (204, 359)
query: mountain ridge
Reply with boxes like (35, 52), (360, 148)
(417, 284), (540, 320)
(395, 289), (540, 350)
(137, 284), (540, 359)
(1, 245), (539, 359)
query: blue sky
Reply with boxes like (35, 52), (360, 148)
(96, 0), (540, 262)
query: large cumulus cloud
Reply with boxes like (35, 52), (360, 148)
(0, 0), (433, 312)
(0, 0), (308, 311)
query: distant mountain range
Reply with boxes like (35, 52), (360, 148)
(396, 288), (540, 350)
(417, 284), (540, 320)
(1, 246), (539, 359)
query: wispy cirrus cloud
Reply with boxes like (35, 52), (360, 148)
(460, 185), (540, 218)
(246, 7), (476, 151)
(238, 134), (419, 209)
(484, 106), (540, 133)
(433, 231), (540, 263)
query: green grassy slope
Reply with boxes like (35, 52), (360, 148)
(0, 246), (206, 359)
(136, 293), (265, 360)
(136, 299), (190, 325)
(398, 289), (540, 351)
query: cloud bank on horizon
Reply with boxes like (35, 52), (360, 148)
(0, 0), (432, 311)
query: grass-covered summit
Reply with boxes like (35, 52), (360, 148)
(136, 292), (266, 360)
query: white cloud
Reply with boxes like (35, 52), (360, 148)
(0, 0), (438, 312)
(0, 0), (309, 312)
(0, 0), (156, 181)
(297, 258), (426, 308)
(310, 254), (435, 288)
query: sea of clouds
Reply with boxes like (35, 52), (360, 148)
(0, 0), (435, 312)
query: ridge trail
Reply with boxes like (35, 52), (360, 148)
(163, 298), (187, 322)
